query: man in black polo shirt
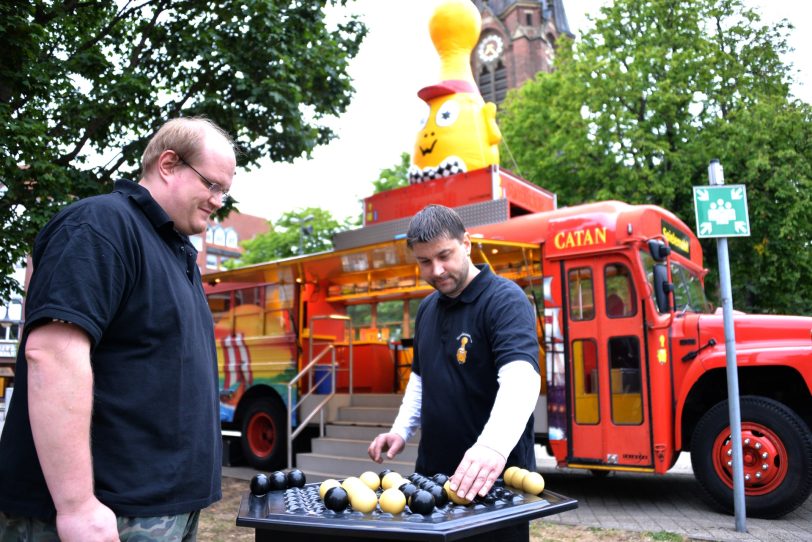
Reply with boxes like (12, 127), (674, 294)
(368, 204), (540, 542)
(0, 117), (235, 541)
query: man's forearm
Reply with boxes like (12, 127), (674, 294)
(27, 323), (96, 513)
(476, 361), (540, 459)
(391, 372), (422, 442)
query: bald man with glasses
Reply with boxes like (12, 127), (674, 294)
(0, 117), (236, 541)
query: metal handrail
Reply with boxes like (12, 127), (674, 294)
(286, 314), (353, 469)
(286, 345), (335, 469)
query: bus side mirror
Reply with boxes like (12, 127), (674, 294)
(648, 239), (671, 262)
(653, 263), (672, 313)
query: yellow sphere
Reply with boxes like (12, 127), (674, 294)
(511, 469), (529, 490)
(359, 471), (381, 491)
(378, 487), (407, 514)
(381, 471), (404, 490)
(503, 466), (519, 487)
(350, 485), (378, 513)
(443, 480), (472, 506)
(522, 471), (545, 495)
(341, 476), (364, 494)
(319, 479), (341, 500)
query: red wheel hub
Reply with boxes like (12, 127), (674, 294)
(712, 422), (788, 496)
(246, 412), (277, 456)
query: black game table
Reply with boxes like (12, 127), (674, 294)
(236, 482), (578, 541)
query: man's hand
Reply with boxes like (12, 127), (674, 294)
(448, 444), (506, 501)
(368, 432), (406, 463)
(56, 496), (120, 542)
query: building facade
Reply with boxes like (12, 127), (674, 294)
(472, 0), (573, 104)
(192, 212), (271, 274)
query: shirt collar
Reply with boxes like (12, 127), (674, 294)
(438, 264), (492, 306)
(114, 179), (175, 233)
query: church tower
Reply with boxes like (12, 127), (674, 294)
(471, 0), (573, 104)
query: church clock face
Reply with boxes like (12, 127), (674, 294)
(477, 34), (504, 63)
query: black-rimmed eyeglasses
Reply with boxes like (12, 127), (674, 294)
(174, 152), (229, 203)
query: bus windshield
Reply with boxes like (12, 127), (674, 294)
(640, 251), (713, 314)
(670, 261), (713, 314)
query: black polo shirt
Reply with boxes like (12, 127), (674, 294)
(0, 180), (221, 519)
(412, 265), (539, 476)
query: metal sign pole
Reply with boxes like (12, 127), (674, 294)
(708, 159), (747, 533)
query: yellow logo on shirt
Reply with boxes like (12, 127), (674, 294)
(456, 333), (472, 364)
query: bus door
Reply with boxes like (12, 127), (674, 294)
(563, 257), (653, 468)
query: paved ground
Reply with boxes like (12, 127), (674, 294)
(224, 448), (812, 542)
(533, 451), (812, 542)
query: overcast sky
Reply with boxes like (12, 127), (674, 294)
(228, 0), (812, 224)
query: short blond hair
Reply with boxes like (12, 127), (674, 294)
(140, 117), (234, 177)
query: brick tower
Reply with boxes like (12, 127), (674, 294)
(471, 0), (573, 104)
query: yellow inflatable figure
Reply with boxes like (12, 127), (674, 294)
(409, 0), (501, 184)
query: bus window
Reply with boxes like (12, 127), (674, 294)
(568, 268), (594, 321)
(572, 339), (599, 424)
(605, 264), (637, 318)
(347, 304), (372, 341)
(407, 298), (422, 339)
(608, 336), (643, 425)
(377, 300), (404, 342)
(264, 283), (294, 335)
(233, 287), (263, 337)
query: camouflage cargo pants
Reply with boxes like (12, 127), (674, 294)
(0, 510), (200, 541)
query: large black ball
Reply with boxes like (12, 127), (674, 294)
(324, 487), (350, 512)
(249, 474), (270, 496)
(431, 473), (449, 487)
(429, 484), (448, 507)
(269, 471), (287, 491)
(287, 469), (306, 488)
(419, 479), (435, 491)
(398, 481), (418, 501)
(408, 489), (436, 515)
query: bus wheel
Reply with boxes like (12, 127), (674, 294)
(690, 396), (812, 518)
(241, 397), (286, 471)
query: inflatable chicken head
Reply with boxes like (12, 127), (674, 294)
(409, 0), (501, 184)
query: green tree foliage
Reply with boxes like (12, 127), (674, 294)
(499, 0), (812, 314)
(0, 0), (367, 298)
(372, 152), (410, 193)
(238, 207), (346, 263)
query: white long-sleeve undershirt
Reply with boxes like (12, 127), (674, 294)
(389, 361), (541, 459)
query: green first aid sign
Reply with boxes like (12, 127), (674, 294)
(693, 185), (750, 238)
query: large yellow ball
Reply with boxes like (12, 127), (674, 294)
(510, 469), (529, 490)
(378, 487), (407, 514)
(359, 471), (381, 491)
(503, 466), (519, 486)
(381, 471), (404, 490)
(350, 485), (378, 513)
(443, 480), (472, 506)
(341, 476), (363, 492)
(522, 471), (545, 495)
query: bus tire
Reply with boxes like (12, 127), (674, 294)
(240, 397), (286, 471)
(690, 396), (812, 518)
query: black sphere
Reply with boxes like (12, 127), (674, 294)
(249, 473), (270, 496)
(286, 469), (306, 488)
(431, 473), (449, 487)
(398, 482), (419, 501)
(324, 487), (350, 512)
(268, 471), (287, 491)
(428, 484), (448, 507)
(408, 489), (436, 515)
(379, 468), (392, 480)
